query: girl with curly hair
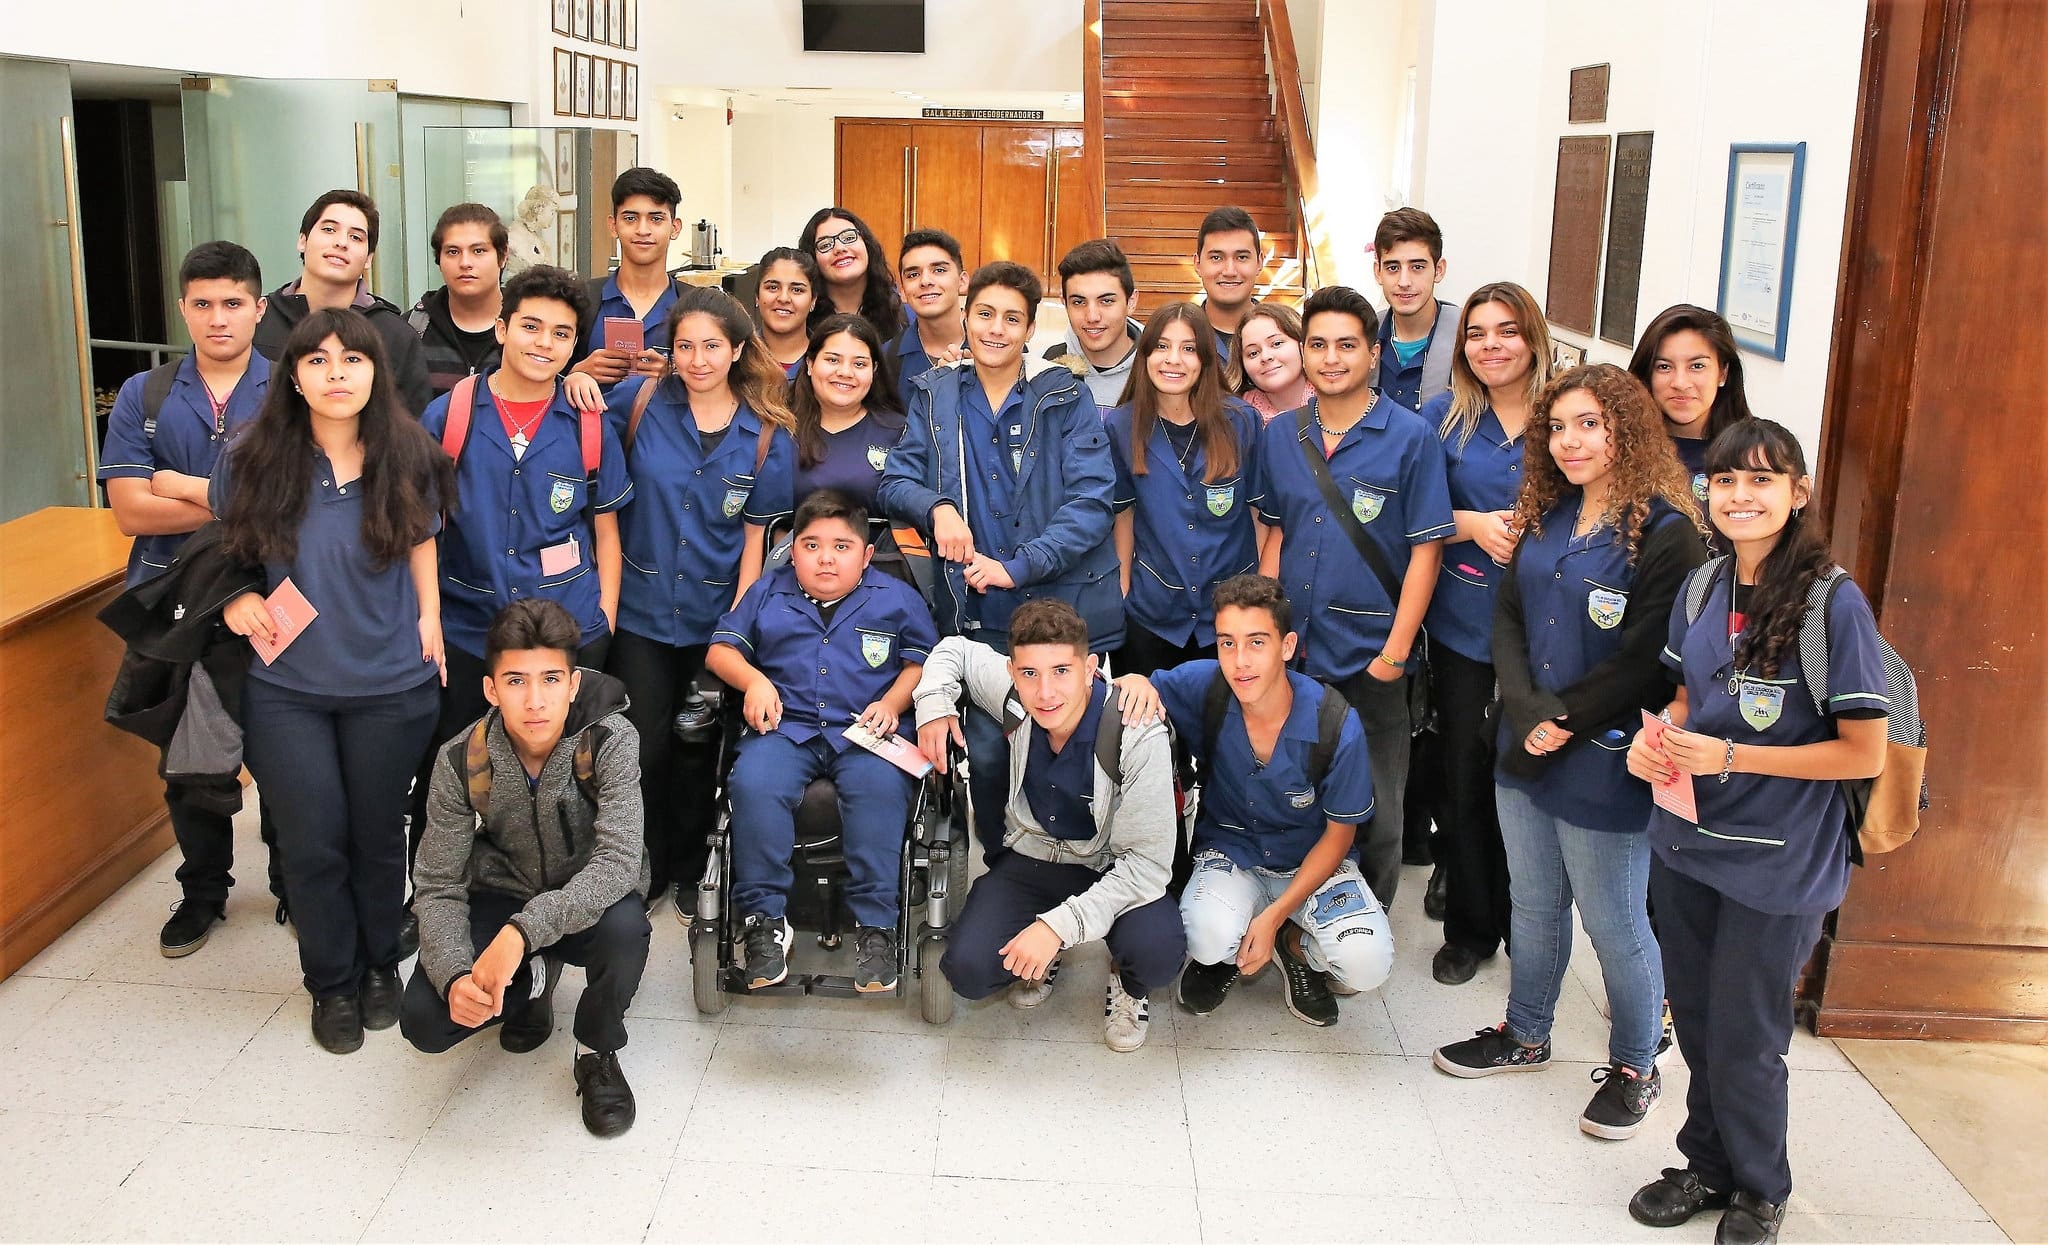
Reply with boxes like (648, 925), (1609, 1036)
(1622, 419), (1889, 1245)
(1432, 363), (1707, 1142)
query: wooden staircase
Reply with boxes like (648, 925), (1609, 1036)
(1087, 0), (1318, 305)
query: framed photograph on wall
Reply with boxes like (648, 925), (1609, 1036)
(555, 131), (576, 193)
(572, 0), (589, 41)
(551, 0), (571, 37)
(624, 64), (639, 121)
(1717, 142), (1807, 360)
(553, 49), (573, 116)
(591, 0), (607, 45)
(573, 53), (592, 117)
(609, 0), (626, 47)
(557, 210), (579, 268)
(589, 57), (609, 118)
(1551, 338), (1585, 372)
(624, 0), (637, 49)
(609, 59), (625, 120)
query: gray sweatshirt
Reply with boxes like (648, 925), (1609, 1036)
(414, 670), (648, 994)
(1043, 318), (1143, 410)
(912, 636), (1175, 946)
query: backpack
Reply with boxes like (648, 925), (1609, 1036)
(138, 361), (182, 441)
(1000, 679), (1135, 830)
(461, 716), (606, 819)
(1681, 556), (1929, 862)
(1199, 670), (1351, 796)
(440, 373), (603, 528)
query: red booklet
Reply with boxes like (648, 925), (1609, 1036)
(842, 722), (934, 779)
(248, 578), (318, 666)
(603, 317), (645, 354)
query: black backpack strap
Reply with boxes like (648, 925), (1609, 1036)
(1309, 682), (1353, 790)
(1198, 669), (1231, 787)
(140, 360), (181, 441)
(1093, 702), (1124, 788)
(1293, 403), (1403, 602)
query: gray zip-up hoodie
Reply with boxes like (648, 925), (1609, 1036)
(912, 636), (1174, 947)
(414, 670), (647, 994)
(1042, 317), (1143, 409)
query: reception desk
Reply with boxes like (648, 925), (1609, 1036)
(0, 506), (172, 977)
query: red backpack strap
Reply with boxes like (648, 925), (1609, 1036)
(624, 377), (659, 452)
(579, 406), (602, 477)
(441, 374), (479, 464)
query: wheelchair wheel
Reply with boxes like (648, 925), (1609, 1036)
(689, 924), (728, 1016)
(918, 932), (953, 1025)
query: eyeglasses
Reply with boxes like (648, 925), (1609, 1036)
(813, 229), (862, 255)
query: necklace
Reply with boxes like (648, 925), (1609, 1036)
(1162, 414), (1199, 472)
(1312, 393), (1377, 449)
(489, 379), (549, 452)
(198, 377), (232, 435)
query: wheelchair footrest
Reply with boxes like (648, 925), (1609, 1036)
(719, 966), (899, 999)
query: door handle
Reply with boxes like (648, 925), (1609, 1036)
(1044, 150), (1057, 276)
(910, 145), (920, 229)
(901, 146), (911, 238)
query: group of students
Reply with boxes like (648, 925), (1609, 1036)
(97, 169), (1889, 1244)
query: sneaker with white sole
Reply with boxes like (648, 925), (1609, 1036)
(1006, 954), (1061, 1009)
(1103, 979), (1150, 1052)
(740, 913), (792, 989)
(1580, 1062), (1662, 1139)
(1432, 1023), (1553, 1077)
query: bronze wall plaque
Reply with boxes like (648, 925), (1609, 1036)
(1545, 135), (1611, 336)
(1600, 131), (1655, 346)
(1569, 64), (1610, 124)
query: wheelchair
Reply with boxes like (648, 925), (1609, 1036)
(682, 514), (969, 1024)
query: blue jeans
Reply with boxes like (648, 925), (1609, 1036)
(728, 732), (913, 928)
(1496, 783), (1663, 1072)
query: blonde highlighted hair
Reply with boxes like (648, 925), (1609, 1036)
(1442, 282), (1552, 449)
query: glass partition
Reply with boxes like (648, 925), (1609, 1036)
(420, 126), (595, 293)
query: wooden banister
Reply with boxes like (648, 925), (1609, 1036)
(1081, 0), (1107, 242)
(1259, 0), (1334, 290)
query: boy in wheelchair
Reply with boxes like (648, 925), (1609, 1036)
(705, 490), (938, 993)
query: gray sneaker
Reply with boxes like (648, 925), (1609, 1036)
(1103, 980), (1150, 1052)
(740, 913), (792, 989)
(1007, 954), (1061, 1009)
(853, 925), (898, 993)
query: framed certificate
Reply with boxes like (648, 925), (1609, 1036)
(572, 0), (589, 40)
(1717, 143), (1807, 360)
(573, 53), (592, 118)
(551, 0), (571, 36)
(609, 59), (625, 120)
(591, 57), (610, 118)
(553, 48), (573, 116)
(625, 64), (639, 121)
(590, 0), (607, 45)
(624, 0), (638, 49)
(609, 0), (626, 47)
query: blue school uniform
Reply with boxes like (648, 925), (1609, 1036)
(209, 442), (442, 697)
(1154, 663), (1375, 869)
(1374, 300), (1457, 412)
(1652, 568), (1891, 914)
(1421, 394), (1524, 664)
(419, 375), (634, 658)
(605, 376), (796, 646)
(97, 357), (267, 587)
(1022, 680), (1112, 841)
(1671, 435), (1711, 508)
(793, 408), (906, 509)
(711, 564), (937, 749)
(1105, 400), (1263, 647)
(582, 272), (678, 361)
(1250, 396), (1455, 682)
(893, 323), (954, 413)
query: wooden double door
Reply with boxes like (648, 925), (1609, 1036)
(836, 118), (1090, 289)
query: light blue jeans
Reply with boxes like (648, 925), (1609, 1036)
(1180, 851), (1395, 992)
(1496, 784), (1663, 1072)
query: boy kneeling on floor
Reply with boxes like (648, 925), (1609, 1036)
(706, 490), (938, 993)
(916, 600), (1185, 1052)
(401, 599), (650, 1139)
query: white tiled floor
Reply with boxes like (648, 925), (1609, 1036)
(0, 806), (2006, 1244)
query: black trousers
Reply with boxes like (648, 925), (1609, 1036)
(606, 630), (714, 898)
(399, 891), (650, 1054)
(165, 788), (285, 911)
(1652, 857), (1825, 1205)
(1434, 646), (1512, 956)
(1403, 722), (1445, 864)
(941, 852), (1186, 999)
(1334, 670), (1411, 908)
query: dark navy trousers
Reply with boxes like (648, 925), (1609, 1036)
(942, 852), (1185, 999)
(728, 731), (913, 928)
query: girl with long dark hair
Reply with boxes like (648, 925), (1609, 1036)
(1624, 419), (1889, 1245)
(214, 308), (456, 1054)
(754, 246), (821, 377)
(1628, 304), (1755, 504)
(604, 286), (796, 906)
(790, 312), (904, 510)
(1431, 364), (1706, 1143)
(798, 206), (905, 335)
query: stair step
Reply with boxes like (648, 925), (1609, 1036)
(1103, 0), (1257, 20)
(1101, 54), (1268, 76)
(1106, 115), (1278, 141)
(1103, 92), (1274, 117)
(1111, 182), (1289, 210)
(1103, 73), (1268, 95)
(1103, 32), (1258, 56)
(1118, 234), (1301, 261)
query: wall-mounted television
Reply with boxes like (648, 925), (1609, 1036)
(801, 0), (926, 54)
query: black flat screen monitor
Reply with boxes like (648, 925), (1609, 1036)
(802, 1), (926, 53)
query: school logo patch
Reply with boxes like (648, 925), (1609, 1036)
(1739, 682), (1785, 731)
(1350, 487), (1384, 524)
(1692, 471), (1710, 504)
(549, 480), (575, 514)
(866, 444), (889, 472)
(721, 487), (749, 518)
(1309, 879), (1372, 926)
(1587, 587), (1628, 630)
(858, 629), (892, 669)
(1206, 483), (1235, 517)
(1286, 788), (1316, 809)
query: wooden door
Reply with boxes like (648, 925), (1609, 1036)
(907, 123), (985, 269)
(979, 127), (1055, 285)
(835, 121), (912, 246)
(1051, 127), (1091, 284)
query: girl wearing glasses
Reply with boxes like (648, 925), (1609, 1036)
(798, 207), (906, 336)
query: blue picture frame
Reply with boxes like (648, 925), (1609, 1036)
(1716, 142), (1806, 361)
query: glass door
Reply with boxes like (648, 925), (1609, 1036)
(419, 126), (596, 287)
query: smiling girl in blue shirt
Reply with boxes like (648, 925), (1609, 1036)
(604, 287), (797, 906)
(1627, 305), (1756, 514)
(1623, 419), (1889, 1245)
(1105, 301), (1263, 676)
(789, 312), (905, 511)
(214, 309), (456, 1054)
(1432, 364), (1707, 1144)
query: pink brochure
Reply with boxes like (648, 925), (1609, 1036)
(842, 722), (934, 779)
(248, 578), (318, 666)
(1642, 710), (1699, 822)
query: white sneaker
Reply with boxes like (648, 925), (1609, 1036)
(1007, 954), (1061, 1009)
(1103, 979), (1150, 1052)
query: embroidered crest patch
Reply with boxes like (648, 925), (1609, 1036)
(1350, 487), (1384, 524)
(866, 444), (889, 472)
(859, 629), (891, 669)
(1287, 788), (1315, 809)
(1739, 681), (1785, 731)
(549, 480), (575, 514)
(1587, 587), (1628, 629)
(1206, 483), (1235, 517)
(1308, 879), (1372, 926)
(1692, 471), (1710, 503)
(721, 487), (749, 518)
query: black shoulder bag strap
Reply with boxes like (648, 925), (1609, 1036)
(1293, 404), (1402, 603)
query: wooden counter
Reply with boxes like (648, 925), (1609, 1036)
(0, 506), (173, 977)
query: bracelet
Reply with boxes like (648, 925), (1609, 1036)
(1375, 652), (1406, 669)
(1718, 738), (1736, 783)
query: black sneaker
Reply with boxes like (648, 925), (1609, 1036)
(1580, 1062), (1662, 1138)
(1714, 1191), (1783, 1245)
(740, 913), (791, 989)
(1423, 864), (1449, 921)
(397, 910), (420, 961)
(1176, 959), (1240, 1015)
(1630, 1168), (1732, 1228)
(500, 954), (561, 1052)
(1276, 931), (1338, 1027)
(853, 925), (898, 993)
(573, 1050), (637, 1138)
(359, 965), (402, 1031)
(310, 993), (364, 1055)
(1432, 1023), (1552, 1077)
(159, 901), (223, 958)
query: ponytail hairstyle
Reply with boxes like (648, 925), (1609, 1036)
(1705, 418), (1831, 679)
(1226, 300), (1303, 395)
(1124, 301), (1239, 483)
(798, 206), (904, 336)
(790, 312), (903, 469)
(1627, 304), (1756, 441)
(1442, 281), (1552, 449)
(1514, 363), (1701, 563)
(221, 308), (455, 569)
(662, 285), (795, 430)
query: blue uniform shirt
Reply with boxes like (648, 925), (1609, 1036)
(97, 357), (268, 587)
(1422, 395), (1525, 664)
(1671, 435), (1710, 508)
(420, 374), (634, 658)
(1154, 663), (1375, 870)
(605, 376), (796, 646)
(712, 565), (937, 751)
(1105, 400), (1263, 647)
(582, 273), (678, 362)
(1251, 396), (1456, 681)
(1653, 569), (1891, 915)
(1023, 679), (1111, 840)
(793, 409), (906, 510)
(210, 442), (441, 697)
(893, 323), (956, 413)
